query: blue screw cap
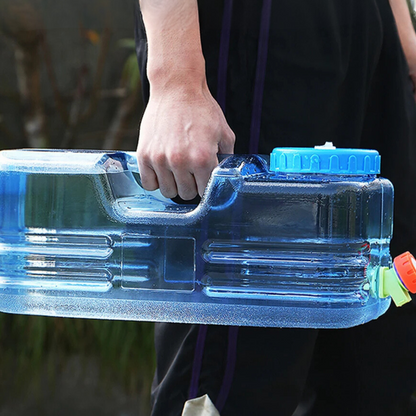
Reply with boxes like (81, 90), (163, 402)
(270, 142), (381, 175)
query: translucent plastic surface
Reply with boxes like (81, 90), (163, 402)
(0, 149), (394, 328)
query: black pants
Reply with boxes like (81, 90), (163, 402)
(151, 300), (416, 416)
(135, 1), (416, 414)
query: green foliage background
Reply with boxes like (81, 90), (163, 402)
(0, 313), (155, 413)
(0, 1), (154, 412)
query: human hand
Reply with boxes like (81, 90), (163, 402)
(137, 83), (235, 200)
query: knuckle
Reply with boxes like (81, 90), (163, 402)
(138, 153), (152, 168)
(168, 150), (186, 170)
(152, 151), (167, 167)
(192, 150), (215, 169)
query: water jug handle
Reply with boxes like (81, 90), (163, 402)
(98, 151), (195, 213)
(97, 152), (270, 224)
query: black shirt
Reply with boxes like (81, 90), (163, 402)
(135, 2), (416, 415)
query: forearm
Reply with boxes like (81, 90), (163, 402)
(137, 0), (235, 200)
(138, 0), (206, 93)
(389, 0), (416, 59)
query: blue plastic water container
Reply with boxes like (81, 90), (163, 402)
(0, 144), (399, 328)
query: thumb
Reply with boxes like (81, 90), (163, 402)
(218, 126), (236, 155)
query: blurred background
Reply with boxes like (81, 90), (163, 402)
(0, 0), (142, 151)
(1, 1), (416, 415)
(0, 0), (154, 415)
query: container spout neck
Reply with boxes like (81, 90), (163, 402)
(379, 252), (416, 307)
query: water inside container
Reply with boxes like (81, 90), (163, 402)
(0, 148), (394, 328)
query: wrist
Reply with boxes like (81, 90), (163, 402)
(139, 0), (207, 97)
(147, 58), (208, 99)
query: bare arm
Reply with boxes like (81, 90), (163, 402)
(389, 0), (416, 97)
(137, 0), (235, 200)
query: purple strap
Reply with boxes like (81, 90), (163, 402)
(215, 326), (239, 412)
(187, 326), (239, 411)
(187, 1), (269, 407)
(217, 0), (234, 112)
(249, 0), (272, 154)
(188, 325), (208, 400)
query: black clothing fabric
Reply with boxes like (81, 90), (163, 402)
(135, 0), (416, 415)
